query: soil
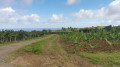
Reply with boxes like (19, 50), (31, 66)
(11, 35), (100, 67)
(61, 39), (120, 53)
(0, 35), (54, 67)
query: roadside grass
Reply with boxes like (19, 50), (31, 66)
(79, 52), (120, 67)
(17, 35), (56, 54)
(50, 36), (60, 51)
(51, 44), (60, 51)
(0, 35), (50, 46)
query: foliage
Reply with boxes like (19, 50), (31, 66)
(0, 30), (52, 44)
(61, 26), (120, 49)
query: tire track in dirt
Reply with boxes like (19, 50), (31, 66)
(0, 35), (54, 67)
(12, 35), (101, 67)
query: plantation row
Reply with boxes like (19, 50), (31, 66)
(0, 30), (51, 43)
(60, 25), (120, 53)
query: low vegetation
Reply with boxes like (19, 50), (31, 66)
(52, 44), (60, 51)
(17, 35), (56, 54)
(59, 25), (120, 66)
(60, 25), (120, 53)
(79, 52), (120, 67)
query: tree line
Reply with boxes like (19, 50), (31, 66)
(0, 30), (52, 43)
(60, 25), (120, 33)
(0, 25), (120, 43)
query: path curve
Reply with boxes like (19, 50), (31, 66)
(0, 35), (54, 67)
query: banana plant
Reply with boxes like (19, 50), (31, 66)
(105, 38), (119, 46)
(113, 40), (119, 45)
(71, 37), (81, 53)
(89, 43), (99, 49)
(105, 38), (113, 46)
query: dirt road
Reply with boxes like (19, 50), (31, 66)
(0, 35), (54, 67)
(11, 35), (99, 67)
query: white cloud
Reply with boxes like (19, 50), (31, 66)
(71, 0), (120, 26)
(71, 9), (94, 21)
(21, 14), (40, 23)
(67, 0), (81, 5)
(0, 7), (18, 24)
(0, 7), (15, 12)
(47, 14), (68, 23)
(0, 0), (33, 7)
(0, 7), (68, 28)
(0, 7), (41, 28)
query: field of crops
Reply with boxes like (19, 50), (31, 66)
(0, 30), (52, 45)
(60, 26), (120, 53)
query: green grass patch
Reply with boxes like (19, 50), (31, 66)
(51, 45), (60, 51)
(51, 36), (60, 51)
(79, 52), (120, 67)
(52, 62), (60, 65)
(18, 35), (56, 54)
(0, 35), (50, 46)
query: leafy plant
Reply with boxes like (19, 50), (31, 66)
(113, 40), (119, 45)
(105, 38), (113, 46)
(89, 44), (99, 49)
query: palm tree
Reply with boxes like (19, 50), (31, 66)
(13, 31), (18, 41)
(0, 30), (5, 43)
(4, 30), (10, 43)
(18, 30), (26, 40)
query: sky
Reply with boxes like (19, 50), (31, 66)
(0, 0), (120, 29)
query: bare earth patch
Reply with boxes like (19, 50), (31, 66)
(11, 36), (100, 67)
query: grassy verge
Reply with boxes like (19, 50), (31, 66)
(17, 35), (56, 54)
(51, 37), (60, 51)
(0, 35), (50, 46)
(51, 44), (60, 51)
(79, 52), (120, 67)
